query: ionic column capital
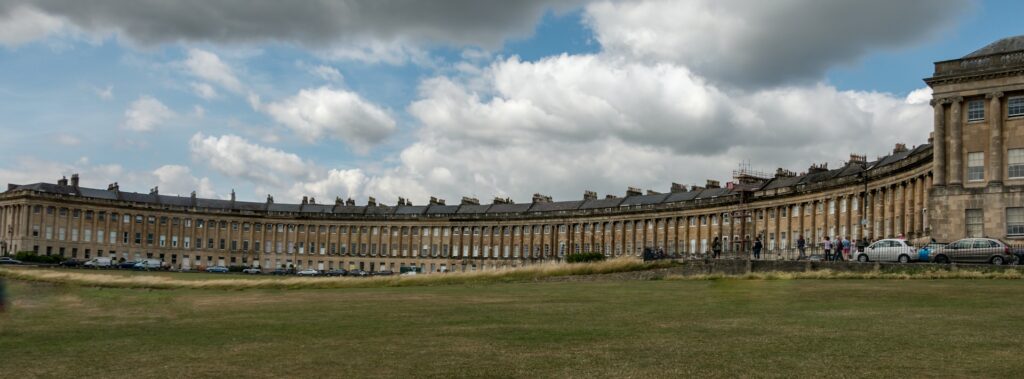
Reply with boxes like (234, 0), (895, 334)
(950, 96), (964, 104)
(986, 91), (1004, 100)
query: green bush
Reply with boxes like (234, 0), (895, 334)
(14, 251), (64, 264)
(566, 252), (606, 263)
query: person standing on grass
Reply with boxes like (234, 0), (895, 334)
(753, 237), (763, 260)
(797, 235), (807, 260)
(0, 278), (6, 313)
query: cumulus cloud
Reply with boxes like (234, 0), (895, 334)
(183, 48), (243, 93)
(0, 5), (65, 46)
(231, 55), (933, 205)
(53, 133), (80, 146)
(152, 164), (215, 197)
(188, 133), (316, 187)
(93, 84), (113, 100)
(122, 95), (174, 131)
(905, 87), (933, 105)
(4, 0), (582, 55)
(263, 86), (397, 152)
(190, 82), (218, 100)
(308, 64), (343, 83)
(584, 0), (968, 87)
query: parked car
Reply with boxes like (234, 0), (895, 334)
(133, 259), (164, 270)
(270, 268), (290, 276)
(83, 257), (113, 268)
(917, 242), (947, 262)
(325, 269), (348, 277)
(346, 269), (369, 277)
(1012, 247), (1024, 265)
(0, 257), (22, 265)
(855, 239), (918, 263)
(206, 265), (230, 273)
(296, 269), (320, 276)
(372, 270), (395, 276)
(929, 238), (1016, 265)
(59, 259), (84, 267)
(117, 260), (140, 269)
(242, 267), (262, 274)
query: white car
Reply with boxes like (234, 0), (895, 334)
(855, 239), (917, 263)
(242, 267), (261, 274)
(296, 269), (320, 276)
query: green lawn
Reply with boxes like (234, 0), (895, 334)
(1, 279), (1022, 378)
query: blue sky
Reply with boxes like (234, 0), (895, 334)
(0, 0), (1019, 204)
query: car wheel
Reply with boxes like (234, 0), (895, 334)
(935, 255), (950, 264)
(857, 254), (868, 263)
(991, 256), (1005, 266)
(898, 255), (910, 264)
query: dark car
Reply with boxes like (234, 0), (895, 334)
(930, 238), (1016, 265)
(59, 259), (84, 267)
(325, 269), (348, 277)
(346, 269), (369, 277)
(117, 261), (139, 269)
(270, 268), (290, 276)
(0, 257), (22, 265)
(372, 270), (395, 276)
(1012, 247), (1024, 265)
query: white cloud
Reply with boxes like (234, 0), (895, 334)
(184, 48), (244, 93)
(54, 133), (80, 146)
(584, 0), (968, 87)
(152, 164), (215, 197)
(307, 64), (343, 83)
(190, 82), (218, 100)
(122, 95), (174, 131)
(905, 87), (933, 105)
(93, 84), (113, 100)
(263, 86), (397, 152)
(188, 133), (316, 187)
(192, 105), (206, 118)
(0, 5), (65, 47)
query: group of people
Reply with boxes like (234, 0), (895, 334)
(707, 234), (872, 261)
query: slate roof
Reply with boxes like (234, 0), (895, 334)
(964, 35), (1024, 58)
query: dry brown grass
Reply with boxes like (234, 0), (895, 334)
(0, 257), (668, 290)
(666, 268), (1024, 281)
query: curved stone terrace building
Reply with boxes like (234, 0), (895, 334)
(1, 35), (1023, 273)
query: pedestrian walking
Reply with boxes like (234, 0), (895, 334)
(842, 236), (852, 260)
(0, 278), (6, 313)
(753, 237), (763, 260)
(797, 235), (807, 260)
(823, 237), (833, 261)
(712, 237), (722, 259)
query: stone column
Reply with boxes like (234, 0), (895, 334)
(949, 97), (964, 186)
(900, 182), (908, 237)
(865, 190), (874, 240)
(932, 99), (947, 186)
(798, 203), (805, 241)
(907, 179), (916, 237)
(810, 200), (817, 243)
(988, 92), (1004, 185)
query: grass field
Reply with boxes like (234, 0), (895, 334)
(2, 278), (1024, 378)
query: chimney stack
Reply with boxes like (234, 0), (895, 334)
(57, 176), (68, 186)
(267, 194), (275, 204)
(301, 196), (308, 205)
(492, 197), (511, 204)
(626, 187), (642, 197)
(461, 196), (479, 205)
(583, 190), (597, 200)
(532, 193), (552, 203)
(893, 143), (908, 154)
(345, 198), (355, 206)
(671, 183), (686, 193)
(70, 173), (79, 189)
(149, 186), (159, 195)
(367, 196), (377, 206)
(690, 185), (704, 192)
(646, 189), (661, 195)
(808, 163), (829, 174)
(605, 194), (618, 199)
(705, 180), (720, 189)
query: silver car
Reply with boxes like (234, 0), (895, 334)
(929, 238), (1016, 265)
(855, 239), (917, 263)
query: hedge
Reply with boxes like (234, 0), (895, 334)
(566, 252), (606, 263)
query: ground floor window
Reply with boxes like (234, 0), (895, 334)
(966, 209), (984, 237)
(1007, 208), (1024, 237)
